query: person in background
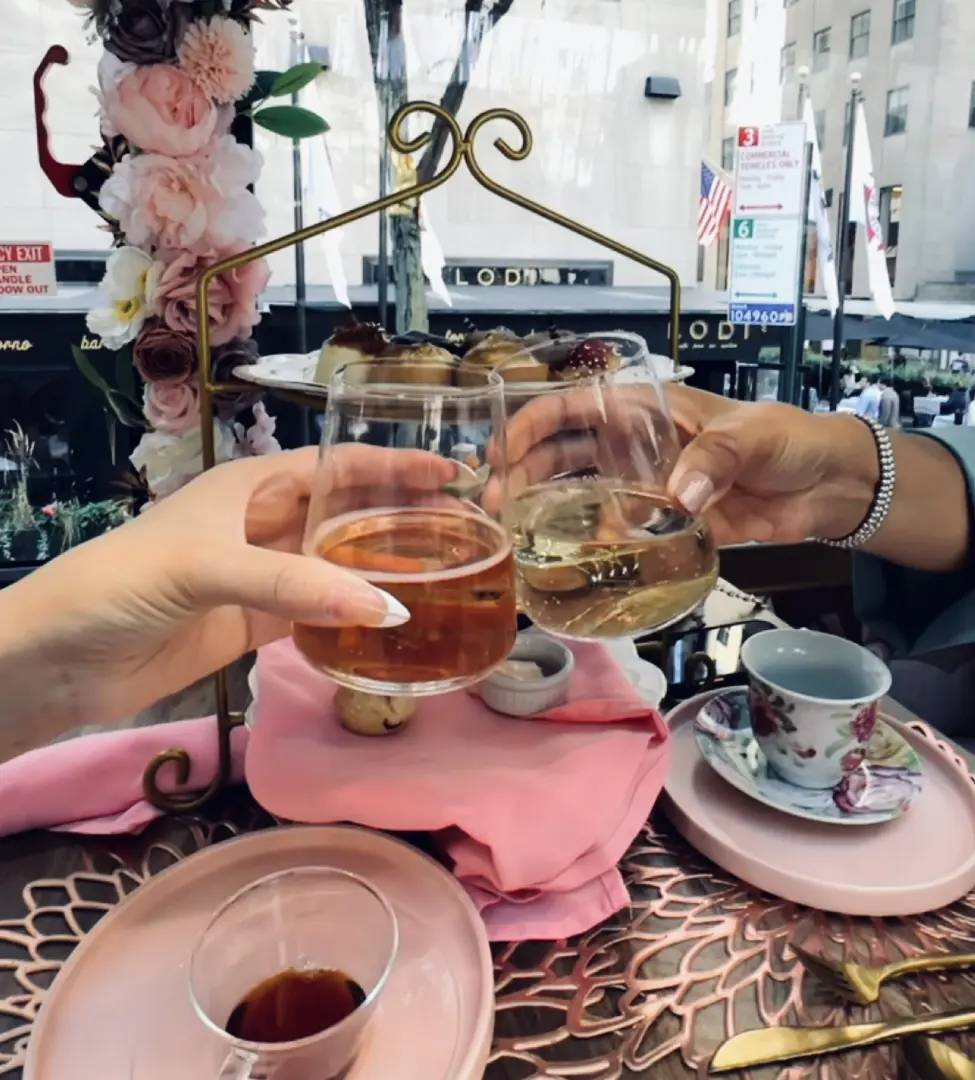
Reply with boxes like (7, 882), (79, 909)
(913, 378), (938, 428)
(947, 384), (969, 425)
(841, 365), (861, 397)
(965, 386), (975, 427)
(878, 375), (900, 429)
(855, 373), (882, 421)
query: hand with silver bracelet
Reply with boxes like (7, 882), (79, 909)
(664, 385), (971, 574)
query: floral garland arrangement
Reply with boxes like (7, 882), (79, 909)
(71, 0), (327, 502)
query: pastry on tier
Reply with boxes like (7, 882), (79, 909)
(314, 320), (389, 385)
(462, 326), (548, 384)
(377, 341), (457, 385)
(548, 337), (622, 380)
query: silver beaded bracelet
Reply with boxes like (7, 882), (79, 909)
(817, 415), (896, 549)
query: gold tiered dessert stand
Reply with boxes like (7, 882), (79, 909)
(142, 100), (684, 810)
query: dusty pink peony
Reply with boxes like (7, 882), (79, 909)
(151, 249), (270, 347)
(143, 379), (201, 435)
(178, 17), (255, 104)
(99, 137), (264, 254)
(101, 63), (217, 158)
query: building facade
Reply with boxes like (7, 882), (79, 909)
(3, 0), (710, 296)
(706, 0), (975, 303)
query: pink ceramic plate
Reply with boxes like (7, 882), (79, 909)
(665, 689), (975, 917)
(23, 826), (494, 1080)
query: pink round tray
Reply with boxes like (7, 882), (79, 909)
(664, 689), (975, 917)
(24, 826), (494, 1080)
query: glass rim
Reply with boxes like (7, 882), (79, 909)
(188, 865), (399, 1052)
(330, 357), (505, 401)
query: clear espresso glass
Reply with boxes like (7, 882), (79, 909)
(292, 359), (518, 695)
(502, 332), (718, 639)
(188, 867), (397, 1080)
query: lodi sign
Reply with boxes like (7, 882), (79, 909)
(0, 243), (57, 298)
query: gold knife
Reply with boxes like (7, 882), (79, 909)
(710, 1007), (975, 1074)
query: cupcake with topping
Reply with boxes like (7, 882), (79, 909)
(314, 318), (389, 385)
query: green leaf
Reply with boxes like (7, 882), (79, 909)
(71, 344), (111, 394)
(106, 390), (149, 430)
(237, 69), (280, 111)
(114, 344), (137, 402)
(270, 62), (324, 98)
(253, 105), (330, 139)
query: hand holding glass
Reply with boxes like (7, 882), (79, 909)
(293, 359), (517, 695)
(499, 336), (718, 639)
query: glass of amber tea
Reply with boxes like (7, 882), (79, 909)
(292, 358), (517, 695)
(501, 335), (719, 640)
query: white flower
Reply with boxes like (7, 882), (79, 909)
(130, 420), (236, 501)
(234, 402), (281, 457)
(85, 246), (155, 350)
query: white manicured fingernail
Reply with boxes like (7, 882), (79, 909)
(675, 471), (714, 515)
(376, 589), (411, 627)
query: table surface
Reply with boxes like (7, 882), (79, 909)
(2, 706), (975, 1078)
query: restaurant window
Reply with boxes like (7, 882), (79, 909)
(728, 0), (742, 38)
(885, 86), (909, 136)
(813, 28), (831, 72)
(815, 109), (826, 147)
(892, 0), (915, 44)
(780, 43), (796, 84)
(721, 136), (736, 172)
(850, 10), (871, 59)
(724, 67), (738, 106)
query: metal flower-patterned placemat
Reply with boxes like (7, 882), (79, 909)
(2, 739), (975, 1079)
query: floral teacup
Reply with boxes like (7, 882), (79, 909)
(740, 629), (892, 790)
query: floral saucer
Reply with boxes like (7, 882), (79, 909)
(694, 688), (923, 826)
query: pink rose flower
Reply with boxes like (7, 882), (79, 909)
(151, 249), (270, 347)
(178, 17), (255, 105)
(852, 703), (878, 743)
(143, 379), (201, 436)
(101, 64), (217, 159)
(99, 137), (264, 254)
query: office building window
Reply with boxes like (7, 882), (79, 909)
(843, 99), (853, 145)
(721, 136), (736, 172)
(880, 185), (902, 285)
(814, 109), (826, 147)
(884, 86), (909, 135)
(813, 28), (831, 72)
(728, 0), (742, 38)
(850, 11), (871, 58)
(970, 83), (975, 129)
(780, 42), (796, 83)
(892, 0), (915, 44)
(724, 67), (737, 105)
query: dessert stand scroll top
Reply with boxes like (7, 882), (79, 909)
(142, 100), (684, 812)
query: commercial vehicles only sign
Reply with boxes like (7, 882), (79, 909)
(0, 243), (57, 297)
(728, 124), (806, 327)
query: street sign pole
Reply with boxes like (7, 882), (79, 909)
(780, 141), (813, 405)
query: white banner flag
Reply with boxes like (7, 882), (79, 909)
(299, 45), (351, 309)
(802, 98), (839, 316)
(849, 102), (896, 319)
(419, 201), (452, 306)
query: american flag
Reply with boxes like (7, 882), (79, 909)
(698, 162), (732, 247)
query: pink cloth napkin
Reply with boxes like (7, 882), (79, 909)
(0, 718), (248, 838)
(245, 639), (670, 941)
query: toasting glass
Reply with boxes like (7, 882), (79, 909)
(292, 358), (517, 695)
(501, 333), (718, 639)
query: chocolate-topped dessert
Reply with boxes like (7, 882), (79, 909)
(314, 318), (389, 385)
(522, 325), (577, 371)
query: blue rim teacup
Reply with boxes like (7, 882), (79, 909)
(739, 629), (892, 791)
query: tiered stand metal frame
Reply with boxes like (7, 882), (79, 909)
(142, 101), (684, 810)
